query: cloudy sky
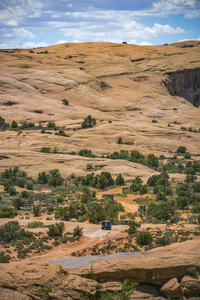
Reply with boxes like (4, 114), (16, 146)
(0, 0), (200, 49)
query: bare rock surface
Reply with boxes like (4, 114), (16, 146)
(160, 278), (183, 298)
(67, 240), (200, 285)
(0, 41), (200, 178)
(0, 262), (100, 300)
(181, 276), (200, 296)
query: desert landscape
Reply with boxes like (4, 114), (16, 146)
(0, 41), (200, 299)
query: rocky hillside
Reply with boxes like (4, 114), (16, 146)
(0, 41), (200, 179)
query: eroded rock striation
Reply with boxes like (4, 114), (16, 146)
(164, 68), (200, 107)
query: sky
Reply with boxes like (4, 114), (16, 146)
(0, 0), (200, 49)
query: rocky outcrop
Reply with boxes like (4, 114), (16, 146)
(181, 275), (200, 296)
(0, 262), (100, 300)
(160, 275), (200, 298)
(164, 68), (200, 107)
(160, 278), (183, 298)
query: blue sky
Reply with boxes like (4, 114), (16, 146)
(0, 0), (200, 49)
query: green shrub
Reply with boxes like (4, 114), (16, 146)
(81, 115), (96, 128)
(128, 221), (141, 235)
(87, 202), (106, 223)
(47, 222), (65, 237)
(48, 169), (64, 187)
(27, 221), (44, 228)
(40, 147), (51, 153)
(191, 203), (200, 213)
(116, 174), (125, 185)
(33, 205), (40, 217)
(78, 149), (97, 158)
(73, 226), (83, 237)
(0, 255), (10, 263)
(12, 197), (25, 210)
(177, 146), (187, 154)
(187, 267), (199, 279)
(78, 214), (88, 222)
(26, 181), (33, 190)
(11, 120), (18, 128)
(0, 207), (18, 218)
(62, 98), (69, 106)
(136, 231), (153, 245)
(57, 196), (64, 204)
(117, 137), (123, 144)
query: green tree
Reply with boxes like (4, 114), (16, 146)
(177, 146), (187, 154)
(12, 197), (25, 210)
(55, 207), (70, 221)
(11, 120), (18, 128)
(117, 137), (123, 144)
(116, 174), (125, 186)
(73, 225), (83, 237)
(62, 98), (69, 106)
(147, 154), (159, 168)
(0, 207), (18, 218)
(37, 172), (49, 184)
(26, 181), (33, 190)
(48, 169), (64, 187)
(81, 115), (96, 128)
(33, 205), (40, 217)
(128, 221), (141, 235)
(87, 202), (106, 223)
(47, 222), (65, 237)
(136, 231), (153, 245)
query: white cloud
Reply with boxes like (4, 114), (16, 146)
(56, 40), (68, 44)
(22, 41), (49, 48)
(62, 17), (185, 42)
(13, 28), (36, 39)
(152, 0), (199, 18)
(138, 41), (153, 45)
(6, 20), (18, 26)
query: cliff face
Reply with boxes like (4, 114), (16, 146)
(164, 68), (200, 107)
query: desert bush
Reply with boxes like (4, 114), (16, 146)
(177, 146), (187, 154)
(116, 173), (125, 185)
(33, 205), (40, 217)
(147, 154), (159, 168)
(187, 267), (199, 279)
(55, 207), (70, 221)
(147, 200), (176, 221)
(0, 207), (18, 218)
(155, 236), (171, 246)
(27, 221), (44, 228)
(47, 222), (65, 237)
(191, 203), (200, 213)
(78, 149), (97, 158)
(136, 231), (153, 245)
(73, 226), (83, 237)
(12, 197), (25, 210)
(128, 221), (141, 235)
(37, 171), (49, 184)
(48, 169), (64, 187)
(57, 196), (64, 204)
(11, 120), (18, 128)
(26, 181), (33, 190)
(78, 214), (88, 222)
(81, 115), (96, 128)
(62, 98), (69, 106)
(47, 121), (56, 129)
(87, 202), (106, 223)
(0, 255), (10, 263)
(40, 147), (51, 153)
(117, 137), (123, 144)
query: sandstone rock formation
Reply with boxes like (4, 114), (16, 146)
(0, 41), (200, 178)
